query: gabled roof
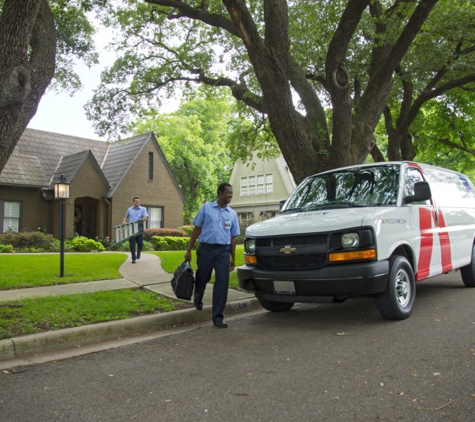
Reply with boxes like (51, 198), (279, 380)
(102, 132), (184, 201)
(50, 150), (110, 191)
(0, 128), (184, 202)
(0, 152), (48, 187)
(14, 128), (108, 180)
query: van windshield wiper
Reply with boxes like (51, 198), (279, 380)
(280, 207), (304, 214)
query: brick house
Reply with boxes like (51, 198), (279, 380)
(0, 129), (185, 241)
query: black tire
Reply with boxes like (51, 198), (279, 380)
(460, 244), (475, 287)
(258, 298), (295, 312)
(375, 256), (415, 320)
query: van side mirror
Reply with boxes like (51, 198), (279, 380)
(405, 181), (432, 204)
(279, 199), (287, 211)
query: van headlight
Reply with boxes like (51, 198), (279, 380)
(341, 233), (359, 248)
(245, 238), (256, 254)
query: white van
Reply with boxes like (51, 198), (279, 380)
(237, 161), (475, 320)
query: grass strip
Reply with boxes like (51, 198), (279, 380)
(0, 290), (191, 339)
(0, 254), (127, 290)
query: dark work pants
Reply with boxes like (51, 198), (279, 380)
(129, 233), (144, 260)
(195, 244), (230, 323)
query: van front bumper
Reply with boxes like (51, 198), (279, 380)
(237, 260), (389, 301)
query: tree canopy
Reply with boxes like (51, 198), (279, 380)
(85, 0), (475, 183)
(0, 0), (97, 172)
(132, 88), (237, 222)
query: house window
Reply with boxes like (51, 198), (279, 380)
(241, 177), (248, 196)
(2, 201), (21, 232)
(147, 206), (163, 229)
(266, 174), (273, 193)
(148, 152), (154, 180)
(238, 212), (253, 221)
(257, 175), (264, 194)
(249, 176), (256, 195)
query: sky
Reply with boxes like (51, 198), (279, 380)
(27, 22), (179, 141)
(27, 25), (115, 140)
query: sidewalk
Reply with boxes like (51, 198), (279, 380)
(0, 253), (260, 364)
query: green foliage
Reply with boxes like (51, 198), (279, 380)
(177, 225), (193, 236)
(0, 244), (13, 253)
(132, 89), (235, 221)
(0, 231), (58, 252)
(152, 236), (190, 251)
(0, 253), (126, 289)
(67, 236), (105, 252)
(47, 0), (99, 94)
(0, 290), (183, 339)
(86, 0), (475, 177)
(411, 92), (475, 179)
(143, 228), (187, 242)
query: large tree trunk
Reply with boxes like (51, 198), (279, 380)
(222, 0), (437, 184)
(0, 0), (56, 173)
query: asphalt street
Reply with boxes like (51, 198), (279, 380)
(0, 272), (474, 421)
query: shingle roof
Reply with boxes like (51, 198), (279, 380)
(102, 133), (151, 196)
(0, 152), (48, 187)
(50, 150), (110, 191)
(0, 128), (184, 202)
(14, 128), (108, 181)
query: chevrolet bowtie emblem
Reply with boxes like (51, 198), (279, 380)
(279, 245), (297, 254)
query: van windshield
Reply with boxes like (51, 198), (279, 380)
(282, 165), (400, 212)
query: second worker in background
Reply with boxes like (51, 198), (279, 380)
(185, 183), (240, 328)
(123, 197), (149, 264)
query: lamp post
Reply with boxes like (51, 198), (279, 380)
(54, 174), (70, 277)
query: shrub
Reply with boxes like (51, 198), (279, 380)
(95, 234), (110, 248)
(0, 231), (58, 251)
(177, 225), (193, 236)
(66, 236), (105, 252)
(152, 236), (190, 251)
(0, 244), (14, 253)
(144, 228), (187, 241)
(236, 219), (256, 244)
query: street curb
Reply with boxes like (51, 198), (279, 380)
(0, 298), (262, 362)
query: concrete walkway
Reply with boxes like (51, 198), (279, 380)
(0, 253), (260, 365)
(0, 252), (253, 305)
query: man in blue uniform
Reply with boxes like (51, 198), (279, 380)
(185, 183), (240, 328)
(123, 197), (149, 264)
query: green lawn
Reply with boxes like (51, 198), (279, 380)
(0, 245), (247, 339)
(0, 253), (127, 290)
(0, 290), (189, 339)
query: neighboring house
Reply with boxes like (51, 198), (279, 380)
(0, 128), (185, 241)
(229, 153), (297, 222)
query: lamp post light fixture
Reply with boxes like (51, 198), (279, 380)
(54, 174), (70, 277)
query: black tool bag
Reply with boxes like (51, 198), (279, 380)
(171, 260), (195, 300)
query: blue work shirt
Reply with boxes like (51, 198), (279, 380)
(193, 201), (240, 245)
(125, 206), (148, 223)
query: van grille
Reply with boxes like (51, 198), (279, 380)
(256, 234), (328, 247)
(255, 234), (329, 270)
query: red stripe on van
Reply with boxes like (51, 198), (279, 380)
(437, 211), (453, 273)
(417, 208), (433, 281)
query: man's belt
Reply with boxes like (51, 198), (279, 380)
(200, 242), (228, 248)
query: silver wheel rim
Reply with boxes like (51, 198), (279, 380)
(395, 268), (411, 308)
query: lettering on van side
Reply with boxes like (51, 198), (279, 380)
(381, 218), (407, 224)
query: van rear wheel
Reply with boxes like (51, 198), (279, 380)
(375, 256), (415, 320)
(460, 244), (475, 287)
(258, 298), (295, 312)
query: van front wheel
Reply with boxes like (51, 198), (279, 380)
(375, 256), (415, 320)
(460, 244), (475, 287)
(258, 298), (295, 312)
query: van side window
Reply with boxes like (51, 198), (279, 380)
(404, 167), (430, 205)
(423, 169), (475, 208)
